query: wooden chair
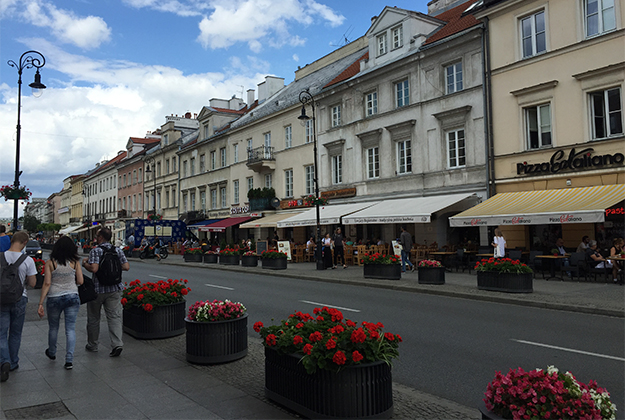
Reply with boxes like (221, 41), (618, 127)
(293, 246), (305, 263)
(344, 245), (354, 265)
(355, 245), (368, 266)
(304, 246), (315, 262)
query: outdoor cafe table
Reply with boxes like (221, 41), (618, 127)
(535, 255), (570, 281)
(429, 251), (456, 270)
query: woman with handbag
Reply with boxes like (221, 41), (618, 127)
(37, 236), (84, 370)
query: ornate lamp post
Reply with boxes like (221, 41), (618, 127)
(144, 157), (158, 241)
(298, 89), (324, 270)
(7, 50), (46, 232)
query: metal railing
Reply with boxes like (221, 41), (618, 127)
(247, 146), (275, 164)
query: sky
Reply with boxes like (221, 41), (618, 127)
(0, 0), (432, 218)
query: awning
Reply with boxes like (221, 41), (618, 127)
(59, 225), (82, 235)
(277, 202), (379, 228)
(74, 225), (101, 234)
(240, 212), (304, 229)
(343, 193), (476, 224)
(187, 219), (222, 230)
(449, 184), (625, 227)
(202, 217), (252, 232)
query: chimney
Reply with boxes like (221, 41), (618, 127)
(247, 89), (255, 106)
(257, 76), (285, 103)
(185, 112), (192, 119)
(371, 15), (378, 25)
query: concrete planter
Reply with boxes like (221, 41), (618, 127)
(219, 254), (240, 265)
(417, 267), (445, 285)
(261, 258), (287, 270)
(363, 264), (402, 280)
(477, 271), (533, 293)
(185, 314), (248, 364)
(123, 301), (185, 339)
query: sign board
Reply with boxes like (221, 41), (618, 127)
(391, 240), (402, 257)
(144, 226), (172, 236)
(256, 240), (268, 256)
(278, 241), (292, 260)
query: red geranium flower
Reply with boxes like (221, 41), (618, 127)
(309, 331), (323, 342)
(326, 338), (337, 350)
(266, 334), (277, 346)
(253, 321), (264, 332)
(384, 332), (395, 341)
(142, 303), (153, 312)
(352, 351), (363, 362)
(351, 328), (367, 344)
(293, 335), (303, 345)
(303, 344), (313, 355)
(332, 351), (346, 365)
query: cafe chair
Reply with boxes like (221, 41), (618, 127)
(563, 252), (585, 281)
(508, 250), (522, 261)
(528, 251), (545, 279)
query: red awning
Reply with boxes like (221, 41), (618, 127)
(204, 217), (252, 232)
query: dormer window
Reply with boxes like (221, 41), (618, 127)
(392, 25), (403, 49)
(377, 33), (387, 56)
(203, 125), (209, 140)
(163, 134), (169, 146)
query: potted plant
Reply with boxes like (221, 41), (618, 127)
(121, 279), (190, 339)
(417, 259), (445, 285)
(475, 257), (533, 293)
(219, 247), (239, 265)
(0, 183), (31, 201)
(260, 249), (288, 270)
(185, 299), (248, 364)
(481, 366), (616, 420)
(550, 248), (560, 256)
(241, 250), (258, 267)
(362, 253), (402, 280)
(33, 257), (45, 289)
(183, 247), (203, 262)
(255, 306), (400, 419)
(203, 250), (218, 264)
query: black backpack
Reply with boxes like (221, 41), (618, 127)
(96, 245), (122, 286)
(0, 253), (28, 306)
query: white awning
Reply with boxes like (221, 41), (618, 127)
(240, 211), (305, 229)
(343, 193), (476, 224)
(277, 202), (379, 228)
(59, 225), (82, 235)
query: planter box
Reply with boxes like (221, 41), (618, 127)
(262, 258), (287, 270)
(417, 267), (445, 285)
(219, 254), (240, 265)
(131, 250), (142, 258)
(184, 253), (203, 263)
(185, 314), (248, 364)
(265, 347), (393, 419)
(477, 401), (505, 420)
(363, 264), (402, 280)
(123, 301), (185, 339)
(477, 271), (533, 293)
(241, 255), (258, 267)
(203, 254), (218, 264)
(35, 273), (44, 289)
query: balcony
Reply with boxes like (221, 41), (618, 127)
(179, 211), (205, 225)
(118, 210), (129, 219)
(69, 217), (80, 223)
(246, 146), (276, 173)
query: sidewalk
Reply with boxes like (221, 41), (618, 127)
(1, 256), (622, 420)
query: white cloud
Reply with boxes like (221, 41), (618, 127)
(20, 0), (111, 49)
(122, 0), (208, 17)
(292, 54), (299, 62)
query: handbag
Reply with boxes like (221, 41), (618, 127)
(79, 275), (98, 304)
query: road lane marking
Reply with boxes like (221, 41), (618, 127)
(512, 339), (625, 362)
(149, 275), (168, 279)
(205, 284), (235, 291)
(299, 300), (360, 313)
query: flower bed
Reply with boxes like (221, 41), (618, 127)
(184, 247), (204, 262)
(121, 279), (190, 312)
(219, 248), (239, 265)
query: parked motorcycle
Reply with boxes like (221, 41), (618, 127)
(139, 245), (168, 260)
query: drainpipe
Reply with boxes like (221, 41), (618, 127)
(481, 17), (495, 199)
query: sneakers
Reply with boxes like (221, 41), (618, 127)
(64, 362), (73, 370)
(85, 344), (98, 352)
(1, 362), (9, 382)
(109, 347), (123, 357)
(411, 266), (415, 272)
(45, 349), (56, 360)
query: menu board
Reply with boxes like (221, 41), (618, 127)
(278, 241), (292, 260)
(391, 240), (402, 257)
(256, 240), (268, 256)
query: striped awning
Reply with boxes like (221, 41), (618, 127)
(449, 184), (625, 227)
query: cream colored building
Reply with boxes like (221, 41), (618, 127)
(70, 175), (85, 225)
(58, 177), (73, 232)
(451, 0), (625, 250)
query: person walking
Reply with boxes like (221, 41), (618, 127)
(0, 225), (10, 252)
(0, 231), (37, 382)
(322, 233), (333, 269)
(82, 227), (129, 357)
(332, 227), (347, 269)
(399, 226), (414, 273)
(492, 228), (506, 258)
(127, 232), (135, 254)
(37, 236), (83, 370)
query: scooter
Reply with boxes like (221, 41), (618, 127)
(139, 244), (168, 260)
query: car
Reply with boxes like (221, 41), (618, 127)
(25, 240), (43, 259)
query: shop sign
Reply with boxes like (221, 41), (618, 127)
(606, 207), (624, 217)
(320, 187), (357, 199)
(231, 206), (250, 215)
(516, 148), (624, 176)
(208, 210), (231, 219)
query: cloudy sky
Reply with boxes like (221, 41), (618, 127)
(0, 0), (431, 218)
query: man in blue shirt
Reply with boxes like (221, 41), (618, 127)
(0, 225), (11, 252)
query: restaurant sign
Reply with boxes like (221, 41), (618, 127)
(343, 215), (430, 224)
(230, 206), (250, 215)
(516, 148), (624, 176)
(450, 212), (605, 227)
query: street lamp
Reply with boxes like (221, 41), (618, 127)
(298, 89), (324, 270)
(82, 185), (90, 221)
(7, 50), (46, 232)
(144, 157), (158, 241)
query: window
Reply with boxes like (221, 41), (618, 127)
(190, 157), (195, 176)
(210, 189), (217, 209)
(156, 162), (161, 177)
(265, 173), (272, 189)
(220, 187), (227, 208)
(247, 139), (253, 152)
(166, 159), (170, 174)
(138, 193), (142, 211)
(200, 191), (206, 211)
(172, 157), (176, 172)
(366, 92), (378, 116)
(182, 160), (188, 177)
(118, 176), (121, 189)
(377, 33), (387, 56)
(123, 197), (126, 210)
(590, 88), (622, 139)
(367, 147), (379, 179)
(233, 144), (239, 163)
(447, 129), (466, 168)
(521, 11), (546, 58)
(157, 191), (161, 211)
(285, 169), (293, 198)
(305, 165), (315, 195)
(220, 148), (226, 167)
(263, 132), (271, 158)
(164, 134), (169, 146)
(183, 194), (187, 212)
(525, 104), (552, 149)
(332, 155), (342, 184)
(138, 168), (142, 182)
(585, 0), (616, 37)
(123, 174), (126, 187)
(392, 25), (403, 49)
(284, 126), (292, 149)
(247, 177), (253, 193)
(331, 105), (341, 127)
(305, 120), (313, 143)
(199, 154), (205, 172)
(210, 151), (216, 170)
(170, 188), (174, 207)
(233, 180), (240, 204)
(132, 170), (137, 185)
(395, 80), (409, 108)
(397, 140), (412, 174)
(132, 195), (136, 212)
(204, 125), (209, 140)
(446, 62), (463, 94)
(190, 192), (195, 211)
(165, 190), (169, 209)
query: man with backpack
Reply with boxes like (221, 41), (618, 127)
(0, 231), (37, 382)
(82, 227), (129, 357)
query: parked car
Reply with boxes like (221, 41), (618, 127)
(25, 240), (43, 259)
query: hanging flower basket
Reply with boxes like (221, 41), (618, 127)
(148, 213), (163, 221)
(0, 184), (31, 201)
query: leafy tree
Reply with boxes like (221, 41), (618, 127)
(23, 215), (40, 233)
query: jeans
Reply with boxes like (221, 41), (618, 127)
(87, 291), (123, 350)
(46, 294), (80, 363)
(0, 295), (28, 369)
(401, 250), (413, 272)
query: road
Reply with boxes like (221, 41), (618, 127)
(124, 260), (625, 411)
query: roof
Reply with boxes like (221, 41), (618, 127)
(130, 137), (160, 145)
(211, 107), (246, 115)
(423, 0), (481, 45)
(325, 52), (369, 89)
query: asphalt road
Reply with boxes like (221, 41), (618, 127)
(124, 260), (625, 412)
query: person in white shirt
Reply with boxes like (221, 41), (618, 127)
(491, 228), (506, 258)
(576, 236), (590, 254)
(0, 231), (37, 382)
